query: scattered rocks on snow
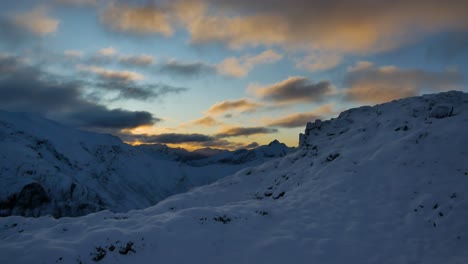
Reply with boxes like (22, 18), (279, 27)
(213, 215), (231, 224)
(91, 247), (106, 262)
(326, 153), (340, 162)
(118, 242), (135, 255)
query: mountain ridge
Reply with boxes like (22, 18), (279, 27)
(0, 91), (467, 263)
(0, 111), (292, 217)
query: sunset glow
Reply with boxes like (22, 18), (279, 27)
(0, 0), (466, 150)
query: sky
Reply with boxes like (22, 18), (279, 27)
(0, 0), (467, 150)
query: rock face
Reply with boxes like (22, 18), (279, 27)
(300, 91), (462, 147)
(0, 182), (50, 217)
(1, 91), (467, 264)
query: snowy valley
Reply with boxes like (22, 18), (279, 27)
(0, 112), (291, 217)
(0, 91), (467, 263)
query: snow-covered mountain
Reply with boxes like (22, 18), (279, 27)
(136, 140), (292, 165)
(0, 111), (291, 217)
(135, 144), (228, 162)
(187, 140), (291, 166)
(1, 91), (467, 263)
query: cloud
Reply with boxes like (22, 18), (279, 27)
(76, 63), (187, 101)
(13, 7), (59, 36)
(121, 131), (259, 150)
(98, 47), (117, 56)
(100, 2), (173, 36)
(206, 99), (261, 115)
(52, 0), (97, 6)
(0, 55), (158, 130)
(158, 50), (281, 78)
(267, 104), (334, 128)
(64, 50), (84, 58)
(159, 60), (216, 77)
(242, 142), (259, 149)
(295, 51), (342, 72)
(74, 47), (154, 67)
(426, 32), (468, 62)
(93, 0), (467, 59)
(78, 65), (144, 82)
(250, 77), (333, 104)
(120, 54), (155, 67)
(190, 116), (220, 127)
(180, 0), (467, 54)
(216, 126), (277, 138)
(84, 47), (118, 64)
(344, 61), (465, 104)
(94, 81), (188, 101)
(127, 133), (216, 144)
(66, 108), (157, 129)
(217, 49), (282, 77)
(0, 18), (32, 48)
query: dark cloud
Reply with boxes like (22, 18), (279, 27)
(0, 18), (34, 49)
(159, 60), (216, 77)
(0, 55), (158, 129)
(344, 61), (464, 104)
(268, 113), (320, 128)
(197, 138), (258, 150)
(267, 105), (333, 128)
(120, 55), (155, 67)
(242, 142), (259, 149)
(124, 133), (216, 144)
(252, 77), (332, 104)
(94, 81), (188, 101)
(67, 108), (157, 129)
(120, 131), (263, 150)
(426, 32), (468, 62)
(216, 126), (278, 138)
(51, 0), (98, 7)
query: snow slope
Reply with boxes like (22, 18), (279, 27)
(0, 111), (291, 217)
(1, 91), (468, 263)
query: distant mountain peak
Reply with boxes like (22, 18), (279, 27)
(268, 139), (280, 146)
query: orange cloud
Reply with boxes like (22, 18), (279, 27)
(249, 77), (334, 104)
(190, 116), (221, 127)
(14, 7), (59, 36)
(344, 62), (464, 104)
(100, 3), (173, 36)
(182, 0), (467, 54)
(97, 47), (117, 57)
(217, 49), (283, 77)
(93, 0), (468, 61)
(206, 99), (262, 115)
(77, 65), (144, 82)
(267, 104), (334, 128)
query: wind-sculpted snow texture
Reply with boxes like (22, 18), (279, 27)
(1, 91), (467, 263)
(0, 111), (291, 217)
